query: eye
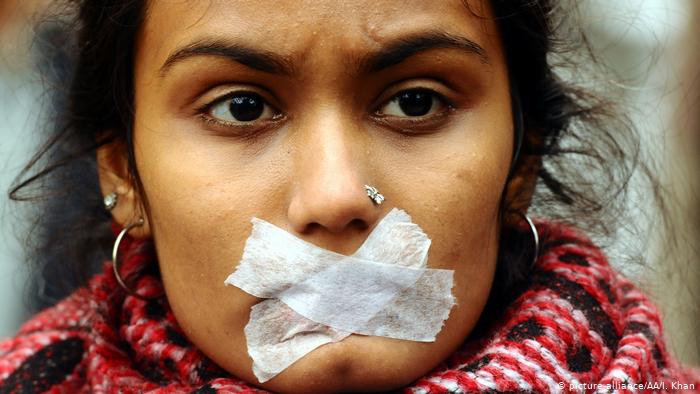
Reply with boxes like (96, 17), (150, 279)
(378, 88), (448, 118)
(207, 92), (277, 124)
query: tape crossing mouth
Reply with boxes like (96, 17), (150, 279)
(225, 208), (455, 383)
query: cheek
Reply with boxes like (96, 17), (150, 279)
(135, 136), (244, 274)
(132, 113), (286, 269)
(131, 118), (289, 330)
(131, 123), (289, 378)
(374, 113), (512, 321)
(377, 121), (511, 259)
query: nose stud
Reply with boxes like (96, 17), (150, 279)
(364, 185), (385, 205)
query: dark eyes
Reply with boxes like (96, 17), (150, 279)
(377, 88), (448, 118)
(203, 88), (450, 127)
(208, 92), (277, 123)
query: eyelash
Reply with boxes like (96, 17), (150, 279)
(197, 87), (456, 135)
(371, 88), (455, 131)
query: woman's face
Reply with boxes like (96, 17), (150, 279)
(104, 0), (515, 392)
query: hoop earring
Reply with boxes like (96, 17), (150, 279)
(112, 217), (158, 300)
(518, 212), (540, 270)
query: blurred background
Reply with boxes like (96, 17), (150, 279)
(0, 0), (47, 337)
(1, 0), (698, 365)
(577, 0), (700, 365)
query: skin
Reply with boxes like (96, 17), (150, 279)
(98, 0), (537, 392)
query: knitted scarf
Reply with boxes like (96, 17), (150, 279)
(1, 220), (699, 394)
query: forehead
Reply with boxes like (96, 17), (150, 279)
(138, 0), (500, 70)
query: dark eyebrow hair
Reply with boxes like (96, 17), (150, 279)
(360, 31), (489, 73)
(158, 31), (486, 77)
(159, 39), (295, 76)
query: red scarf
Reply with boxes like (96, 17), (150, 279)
(1, 221), (699, 393)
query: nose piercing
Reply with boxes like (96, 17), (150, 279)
(364, 185), (385, 205)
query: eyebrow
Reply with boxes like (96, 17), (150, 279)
(158, 30), (488, 77)
(361, 31), (489, 72)
(159, 39), (296, 76)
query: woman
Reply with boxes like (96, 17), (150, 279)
(1, 0), (699, 393)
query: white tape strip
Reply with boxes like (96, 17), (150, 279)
(245, 300), (351, 383)
(225, 208), (455, 383)
(278, 259), (425, 331)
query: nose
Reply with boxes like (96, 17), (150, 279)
(287, 114), (382, 237)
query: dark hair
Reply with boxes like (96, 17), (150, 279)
(10, 0), (656, 311)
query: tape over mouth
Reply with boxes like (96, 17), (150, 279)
(225, 208), (456, 383)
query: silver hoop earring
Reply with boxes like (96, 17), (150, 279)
(112, 218), (158, 300)
(364, 184), (385, 205)
(519, 212), (540, 270)
(103, 192), (118, 211)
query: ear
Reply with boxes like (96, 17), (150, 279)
(96, 137), (151, 239)
(501, 152), (541, 228)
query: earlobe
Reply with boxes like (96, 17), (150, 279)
(502, 153), (541, 226)
(96, 138), (152, 239)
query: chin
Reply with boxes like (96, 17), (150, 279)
(253, 334), (436, 394)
